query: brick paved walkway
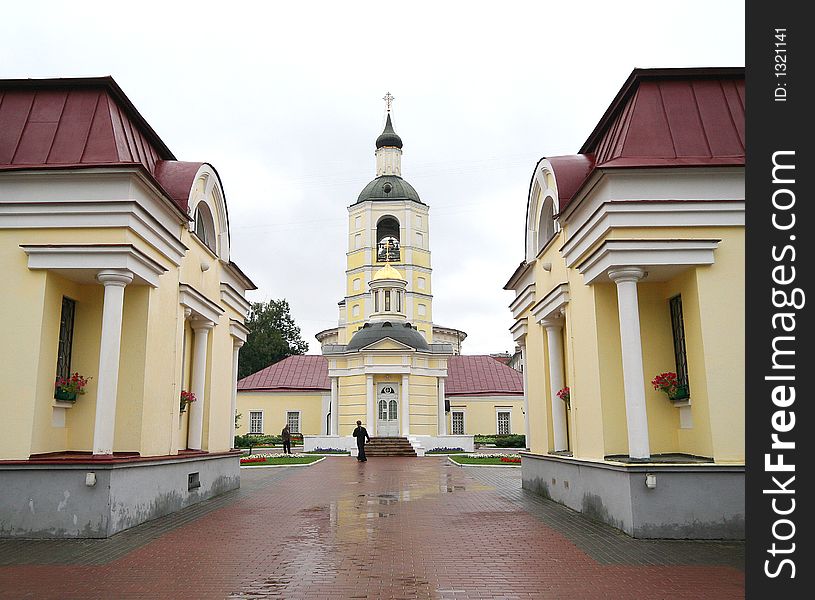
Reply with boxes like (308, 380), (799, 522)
(0, 457), (743, 599)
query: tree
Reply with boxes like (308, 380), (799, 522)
(238, 299), (309, 379)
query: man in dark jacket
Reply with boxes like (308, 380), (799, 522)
(352, 420), (371, 461)
(281, 425), (292, 454)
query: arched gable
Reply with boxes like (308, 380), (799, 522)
(524, 159), (560, 262)
(187, 163), (230, 261)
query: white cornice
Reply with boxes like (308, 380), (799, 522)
(179, 283), (224, 322)
(0, 199), (188, 266)
(328, 366), (448, 378)
(220, 283), (251, 317)
(348, 200), (430, 214)
(577, 239), (720, 284)
(346, 264), (432, 276)
(531, 283), (570, 323)
(510, 319), (528, 342)
(229, 320), (250, 342)
(0, 170), (191, 265)
(509, 284), (536, 319)
(561, 199), (744, 267)
(22, 243), (167, 287)
(445, 394), (524, 402)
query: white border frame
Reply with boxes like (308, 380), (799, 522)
(495, 408), (512, 436)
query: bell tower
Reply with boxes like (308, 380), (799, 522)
(340, 94), (434, 344)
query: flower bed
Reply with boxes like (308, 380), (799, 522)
(426, 447), (466, 454)
(304, 448), (350, 454)
(449, 453), (522, 466)
(239, 453), (322, 466)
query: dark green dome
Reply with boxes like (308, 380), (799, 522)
(346, 321), (430, 352)
(375, 113), (403, 149)
(356, 175), (423, 204)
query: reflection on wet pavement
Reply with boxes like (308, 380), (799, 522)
(0, 455), (741, 598)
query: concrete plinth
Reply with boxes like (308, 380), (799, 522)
(521, 452), (744, 539)
(0, 452), (240, 538)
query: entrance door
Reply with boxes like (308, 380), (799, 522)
(376, 383), (399, 436)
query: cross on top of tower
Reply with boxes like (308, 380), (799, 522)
(383, 92), (395, 113)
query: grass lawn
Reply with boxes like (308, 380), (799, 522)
(449, 455), (521, 466)
(426, 450), (468, 455)
(240, 455), (323, 466)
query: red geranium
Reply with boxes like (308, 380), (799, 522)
(651, 372), (679, 396)
(55, 372), (91, 395)
(180, 390), (197, 413)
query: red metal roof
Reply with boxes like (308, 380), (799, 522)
(153, 160), (205, 212)
(238, 355), (330, 392)
(0, 77), (204, 215)
(547, 155), (596, 210)
(550, 67), (744, 212)
(446, 355), (523, 397)
(236, 354), (524, 396)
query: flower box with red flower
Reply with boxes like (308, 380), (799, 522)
(180, 390), (197, 413)
(651, 372), (689, 402)
(54, 373), (91, 402)
(556, 386), (570, 408)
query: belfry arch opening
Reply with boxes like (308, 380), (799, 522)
(376, 216), (400, 262)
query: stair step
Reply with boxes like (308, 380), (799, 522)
(362, 437), (417, 457)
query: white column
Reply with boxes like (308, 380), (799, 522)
(518, 341), (530, 447)
(92, 269), (133, 455)
(188, 319), (214, 451)
(401, 374), (410, 435)
(229, 339), (243, 448)
(609, 266), (650, 460)
(366, 374), (375, 432)
(330, 377), (339, 435)
(437, 378), (447, 435)
(542, 321), (568, 452)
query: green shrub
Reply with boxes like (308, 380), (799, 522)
(474, 434), (525, 447)
(234, 434), (279, 448)
(493, 435), (526, 447)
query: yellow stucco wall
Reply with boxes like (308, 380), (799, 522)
(338, 374), (367, 434)
(236, 392), (325, 436)
(447, 397), (525, 435)
(407, 374), (437, 435)
(518, 220), (744, 464)
(1, 200), (248, 460)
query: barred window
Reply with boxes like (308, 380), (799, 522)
(452, 411), (464, 435)
(497, 411), (511, 435)
(287, 411), (300, 433)
(56, 297), (76, 382)
(249, 411), (263, 434)
(669, 295), (690, 399)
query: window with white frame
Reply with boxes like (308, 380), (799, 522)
(452, 411), (465, 435)
(194, 202), (217, 253)
(287, 411), (301, 433)
(497, 411), (511, 435)
(249, 411), (263, 434)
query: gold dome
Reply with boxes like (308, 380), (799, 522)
(372, 263), (404, 281)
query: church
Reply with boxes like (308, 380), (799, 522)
(236, 101), (525, 454)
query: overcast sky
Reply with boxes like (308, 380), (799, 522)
(2, 1), (745, 355)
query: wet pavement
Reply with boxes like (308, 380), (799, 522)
(0, 457), (743, 599)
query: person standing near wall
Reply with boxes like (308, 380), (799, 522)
(281, 424), (292, 454)
(352, 420), (371, 461)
